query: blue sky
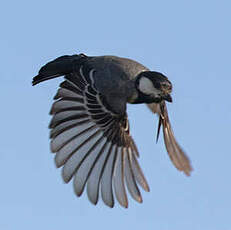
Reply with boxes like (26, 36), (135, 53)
(1, 0), (231, 229)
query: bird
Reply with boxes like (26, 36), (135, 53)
(32, 53), (192, 208)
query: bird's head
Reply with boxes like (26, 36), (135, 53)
(132, 71), (173, 104)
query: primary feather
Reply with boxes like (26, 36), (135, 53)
(33, 53), (192, 208)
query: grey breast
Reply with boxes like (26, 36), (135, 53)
(85, 55), (149, 114)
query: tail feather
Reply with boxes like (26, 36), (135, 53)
(32, 54), (87, 85)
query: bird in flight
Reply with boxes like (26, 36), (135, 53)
(33, 53), (192, 208)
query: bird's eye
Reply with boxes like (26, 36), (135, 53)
(154, 82), (161, 89)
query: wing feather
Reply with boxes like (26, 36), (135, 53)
(34, 57), (149, 207)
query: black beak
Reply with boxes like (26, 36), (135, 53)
(163, 94), (172, 102)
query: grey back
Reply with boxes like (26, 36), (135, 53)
(86, 55), (149, 114)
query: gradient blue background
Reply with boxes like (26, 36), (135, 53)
(1, 0), (230, 229)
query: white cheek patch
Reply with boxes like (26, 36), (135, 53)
(139, 77), (160, 95)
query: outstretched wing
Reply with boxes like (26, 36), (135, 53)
(34, 57), (149, 208)
(148, 102), (192, 176)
